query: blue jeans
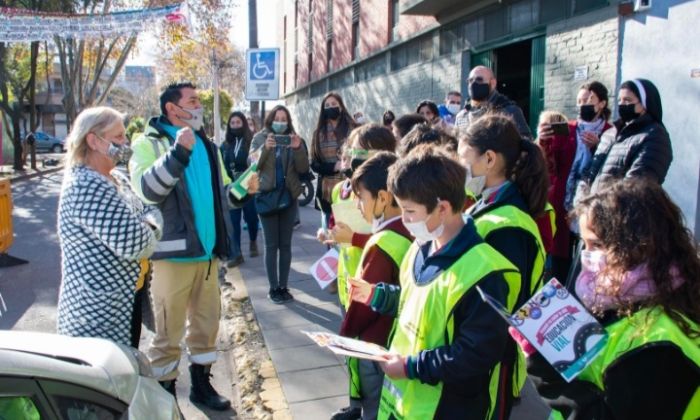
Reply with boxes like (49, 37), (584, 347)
(229, 199), (259, 258)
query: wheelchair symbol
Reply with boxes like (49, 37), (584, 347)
(252, 53), (273, 80)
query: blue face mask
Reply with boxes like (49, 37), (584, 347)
(271, 122), (288, 134)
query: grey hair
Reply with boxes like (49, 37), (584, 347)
(64, 106), (125, 168)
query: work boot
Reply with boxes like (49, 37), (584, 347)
(189, 364), (232, 411)
(330, 405), (362, 420)
(227, 255), (244, 268)
(250, 241), (259, 257)
(159, 379), (177, 399)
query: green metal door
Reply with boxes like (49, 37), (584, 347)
(529, 36), (546, 133)
(471, 50), (495, 71)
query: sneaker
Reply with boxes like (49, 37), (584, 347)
(227, 255), (244, 268)
(250, 241), (260, 258)
(330, 405), (362, 420)
(278, 288), (294, 303)
(268, 288), (284, 304)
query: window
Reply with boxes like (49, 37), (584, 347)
(326, 39), (333, 71)
(308, 53), (313, 81)
(463, 18), (484, 48)
(440, 24), (463, 55)
(329, 69), (353, 90)
(310, 80), (328, 97)
(484, 8), (506, 41)
(351, 0), (360, 60)
(390, 35), (432, 71)
(574, 0), (608, 14)
(509, 0), (539, 32)
(390, 0), (399, 42)
(0, 396), (41, 419)
(352, 21), (360, 60)
(55, 396), (121, 420)
(540, 0), (568, 23)
(355, 53), (387, 82)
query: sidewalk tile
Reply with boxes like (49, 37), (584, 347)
(288, 396), (349, 420)
(278, 365), (347, 403)
(269, 344), (341, 373)
(261, 320), (339, 351)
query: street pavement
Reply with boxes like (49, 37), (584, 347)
(238, 203), (551, 420)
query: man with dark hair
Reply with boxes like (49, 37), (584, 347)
(455, 66), (532, 140)
(129, 82), (239, 411)
(438, 90), (462, 126)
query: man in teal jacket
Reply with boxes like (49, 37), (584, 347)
(129, 82), (233, 411)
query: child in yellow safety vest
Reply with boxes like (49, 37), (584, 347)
(325, 125), (398, 420)
(349, 148), (521, 420)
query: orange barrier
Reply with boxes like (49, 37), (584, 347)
(0, 179), (13, 253)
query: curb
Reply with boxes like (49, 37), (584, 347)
(224, 265), (293, 420)
(1, 165), (64, 183)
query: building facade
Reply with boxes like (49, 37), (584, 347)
(277, 0), (700, 232)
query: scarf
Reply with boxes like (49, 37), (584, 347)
(564, 118), (606, 211)
(575, 263), (684, 312)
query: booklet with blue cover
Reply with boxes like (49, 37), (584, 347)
(477, 278), (608, 382)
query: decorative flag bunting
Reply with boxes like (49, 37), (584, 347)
(0, 4), (183, 42)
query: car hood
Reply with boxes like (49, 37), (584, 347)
(0, 331), (139, 402)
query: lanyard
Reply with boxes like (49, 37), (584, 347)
(233, 137), (244, 157)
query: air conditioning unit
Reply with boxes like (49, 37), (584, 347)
(634, 0), (651, 11)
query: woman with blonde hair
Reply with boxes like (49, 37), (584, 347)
(57, 106), (162, 346)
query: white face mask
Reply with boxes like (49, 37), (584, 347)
(580, 249), (607, 274)
(447, 103), (461, 115)
(178, 105), (204, 131)
(465, 164), (487, 197)
(404, 210), (444, 244)
(369, 198), (385, 233)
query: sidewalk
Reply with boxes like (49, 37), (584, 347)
(238, 203), (550, 420)
(238, 204), (348, 420)
(0, 154), (65, 182)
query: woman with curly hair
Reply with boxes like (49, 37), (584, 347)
(527, 177), (700, 419)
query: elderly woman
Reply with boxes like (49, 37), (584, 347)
(57, 106), (162, 347)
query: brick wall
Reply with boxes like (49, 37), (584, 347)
(286, 49), (462, 140)
(544, 5), (620, 119)
(280, 0), (436, 95)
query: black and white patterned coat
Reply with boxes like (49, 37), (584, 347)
(57, 165), (162, 346)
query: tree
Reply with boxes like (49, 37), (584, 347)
(107, 86), (160, 121)
(125, 116), (145, 141)
(200, 88), (232, 135)
(0, 41), (50, 170)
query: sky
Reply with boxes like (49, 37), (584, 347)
(127, 0), (279, 67)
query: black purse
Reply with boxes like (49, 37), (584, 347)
(255, 148), (293, 216)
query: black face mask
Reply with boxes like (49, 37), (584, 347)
(618, 104), (640, 123)
(469, 82), (491, 101)
(229, 127), (245, 138)
(579, 104), (597, 122)
(323, 106), (341, 120)
(342, 168), (354, 179)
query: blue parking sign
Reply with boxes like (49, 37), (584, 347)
(250, 51), (276, 80)
(246, 48), (280, 100)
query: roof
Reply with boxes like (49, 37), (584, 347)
(0, 331), (139, 402)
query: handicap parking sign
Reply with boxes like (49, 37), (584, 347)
(246, 48), (280, 100)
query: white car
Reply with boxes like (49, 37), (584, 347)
(0, 331), (181, 420)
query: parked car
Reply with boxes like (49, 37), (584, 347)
(0, 331), (181, 420)
(33, 132), (65, 153)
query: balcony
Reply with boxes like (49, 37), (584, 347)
(401, 0), (498, 20)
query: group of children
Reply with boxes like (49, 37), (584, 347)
(318, 113), (550, 420)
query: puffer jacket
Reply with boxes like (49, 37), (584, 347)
(586, 114), (672, 193)
(250, 128), (310, 199)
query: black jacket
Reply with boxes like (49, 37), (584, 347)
(468, 182), (542, 307)
(220, 135), (252, 178)
(457, 90), (533, 141)
(587, 114), (672, 193)
(372, 220), (513, 419)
